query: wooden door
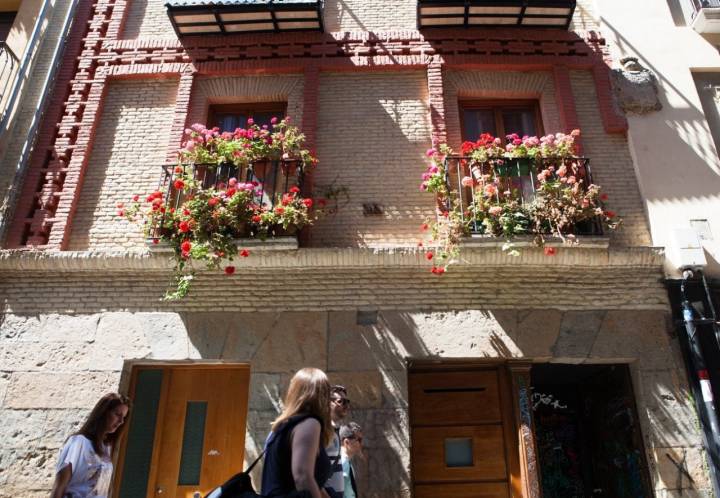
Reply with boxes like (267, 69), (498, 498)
(409, 363), (522, 498)
(147, 366), (250, 498)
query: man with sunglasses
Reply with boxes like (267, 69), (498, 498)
(339, 422), (363, 498)
(324, 385), (351, 498)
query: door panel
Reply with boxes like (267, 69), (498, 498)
(414, 482), (509, 498)
(411, 425), (507, 481)
(409, 365), (518, 498)
(148, 366), (250, 498)
(409, 370), (501, 425)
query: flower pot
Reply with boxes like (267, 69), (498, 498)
(494, 158), (533, 177)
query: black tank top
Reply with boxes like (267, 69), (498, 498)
(260, 414), (331, 497)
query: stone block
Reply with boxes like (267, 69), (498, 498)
(251, 312), (327, 373)
(0, 410), (47, 448)
(5, 372), (120, 409)
(328, 311), (406, 372)
(328, 371), (383, 409)
(143, 313), (190, 359)
(89, 314), (153, 371)
(552, 311), (606, 358)
(513, 309), (562, 358)
(0, 372), (9, 406)
(653, 446), (710, 492)
(380, 369), (408, 409)
(637, 369), (702, 449)
(346, 408), (409, 452)
(591, 311), (675, 369)
(0, 447), (56, 489)
(2, 314), (99, 343)
(248, 373), (284, 412)
(655, 490), (713, 498)
(40, 409), (86, 448)
(386, 311), (522, 359)
(365, 447), (411, 498)
(0, 343), (52, 371)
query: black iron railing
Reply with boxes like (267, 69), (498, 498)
(0, 41), (19, 110)
(152, 159), (304, 237)
(443, 156), (603, 236)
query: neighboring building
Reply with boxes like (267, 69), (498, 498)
(0, 1), (714, 498)
(0, 0), (80, 237)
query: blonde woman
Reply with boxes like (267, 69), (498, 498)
(261, 368), (334, 498)
(50, 393), (130, 498)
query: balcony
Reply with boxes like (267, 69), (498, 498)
(165, 0), (323, 36)
(150, 159), (304, 241)
(417, 0), (576, 29)
(690, 0), (720, 33)
(0, 41), (19, 118)
(442, 155), (603, 239)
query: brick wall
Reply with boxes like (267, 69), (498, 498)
(323, 0), (417, 32)
(187, 75), (305, 128)
(443, 70), (563, 148)
(120, 0), (177, 39)
(311, 71), (433, 247)
(571, 0), (600, 32)
(68, 79), (178, 250)
(0, 308), (709, 497)
(117, 0), (600, 38)
(570, 70), (652, 247)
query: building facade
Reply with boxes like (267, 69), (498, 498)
(0, 0), (715, 497)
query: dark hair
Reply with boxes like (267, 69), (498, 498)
(339, 422), (362, 441)
(331, 385), (347, 398)
(76, 393), (131, 457)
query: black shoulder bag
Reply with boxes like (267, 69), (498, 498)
(205, 450), (266, 498)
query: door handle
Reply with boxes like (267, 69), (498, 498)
(156, 486), (164, 494)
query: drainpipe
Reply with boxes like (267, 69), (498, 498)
(0, 0), (80, 242)
(680, 269), (720, 497)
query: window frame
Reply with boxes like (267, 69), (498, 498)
(207, 102), (287, 131)
(459, 99), (545, 143)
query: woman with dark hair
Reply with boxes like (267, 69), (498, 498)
(49, 392), (131, 498)
(261, 367), (334, 498)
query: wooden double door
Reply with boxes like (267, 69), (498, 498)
(409, 362), (526, 498)
(115, 365), (251, 498)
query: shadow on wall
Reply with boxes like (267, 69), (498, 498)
(599, 15), (720, 203)
(0, 308), (697, 495)
(176, 308), (697, 497)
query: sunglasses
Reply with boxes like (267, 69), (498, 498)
(347, 436), (362, 444)
(333, 397), (351, 407)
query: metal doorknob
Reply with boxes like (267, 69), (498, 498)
(193, 492), (202, 498)
(156, 487), (164, 494)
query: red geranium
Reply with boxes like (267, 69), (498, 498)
(239, 249), (250, 258)
(224, 266), (235, 275)
(174, 179), (185, 190)
(178, 221), (190, 233)
(303, 198), (313, 208)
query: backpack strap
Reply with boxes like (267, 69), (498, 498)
(245, 449), (266, 474)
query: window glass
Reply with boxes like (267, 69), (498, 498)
(502, 108), (537, 137)
(209, 105), (286, 132)
(461, 102), (541, 142)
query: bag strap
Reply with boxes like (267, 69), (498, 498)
(245, 449), (266, 474)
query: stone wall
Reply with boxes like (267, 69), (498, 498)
(0, 308), (708, 497)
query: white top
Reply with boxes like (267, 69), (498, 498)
(56, 434), (113, 498)
(324, 426), (344, 498)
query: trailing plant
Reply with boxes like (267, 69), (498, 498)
(120, 117), (323, 299)
(419, 130), (620, 272)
